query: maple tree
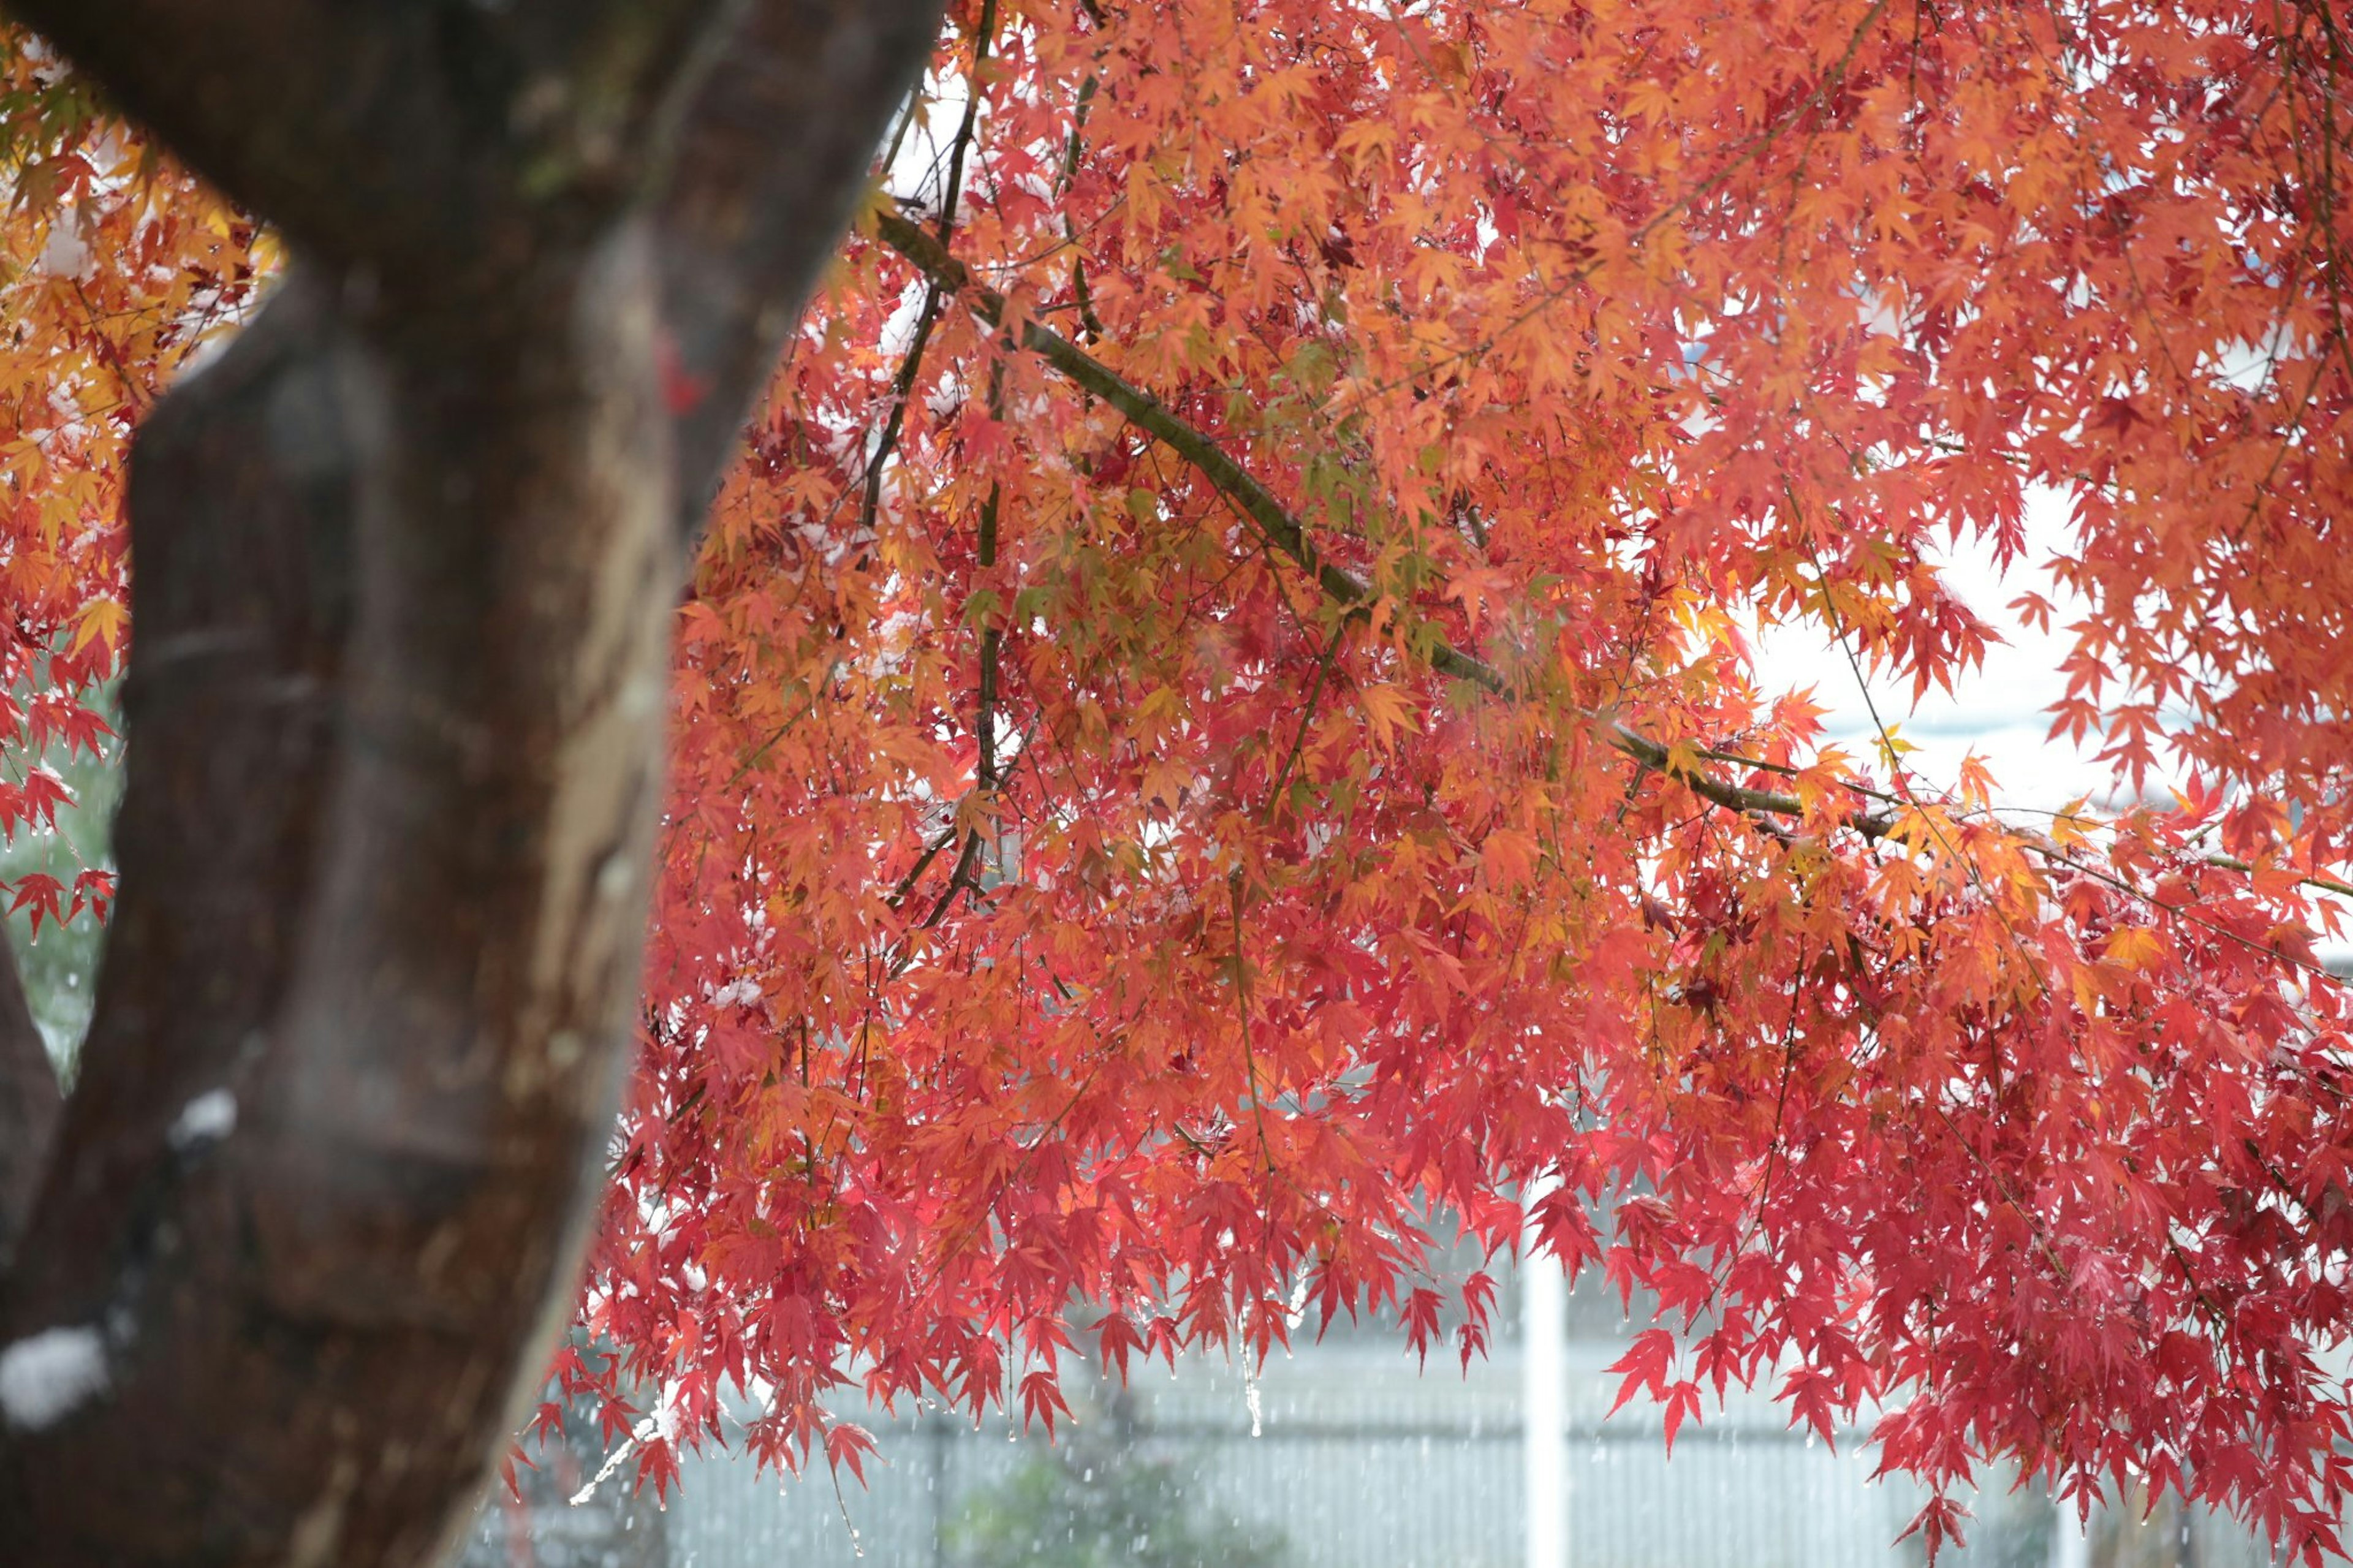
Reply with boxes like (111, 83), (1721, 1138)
(5, 0), (2353, 1564)
(602, 0), (2353, 1556)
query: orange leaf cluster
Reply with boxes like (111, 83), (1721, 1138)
(0, 35), (265, 913)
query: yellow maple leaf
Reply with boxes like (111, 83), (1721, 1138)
(1358, 683), (1419, 750)
(2103, 926), (2165, 971)
(70, 594), (125, 654)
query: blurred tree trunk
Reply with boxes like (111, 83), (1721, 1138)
(2088, 1485), (2199, 1568)
(0, 3), (940, 1564)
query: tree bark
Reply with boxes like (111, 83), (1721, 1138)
(0, 939), (55, 1269)
(0, 3), (941, 1564)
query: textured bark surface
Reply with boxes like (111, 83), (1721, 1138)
(0, 3), (941, 1564)
(0, 940), (53, 1268)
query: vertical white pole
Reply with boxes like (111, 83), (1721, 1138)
(1525, 1184), (1570, 1568)
(2048, 1499), (2090, 1568)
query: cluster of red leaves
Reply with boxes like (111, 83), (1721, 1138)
(0, 36), (265, 928)
(575, 1), (2353, 1560)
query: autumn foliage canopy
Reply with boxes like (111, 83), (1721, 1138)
(9, 0), (2353, 1556)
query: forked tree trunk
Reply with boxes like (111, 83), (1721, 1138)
(0, 3), (941, 1562)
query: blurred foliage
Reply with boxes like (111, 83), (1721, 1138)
(0, 681), (117, 1080)
(948, 1394), (1289, 1568)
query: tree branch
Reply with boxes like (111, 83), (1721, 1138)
(658, 0), (952, 515)
(9, 0), (746, 293)
(872, 211), (1887, 838)
(875, 216), (2353, 938)
(854, 0), (998, 543)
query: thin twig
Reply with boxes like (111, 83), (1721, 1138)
(855, 0), (1001, 540)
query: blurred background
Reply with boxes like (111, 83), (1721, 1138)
(441, 1257), (2281, 1568)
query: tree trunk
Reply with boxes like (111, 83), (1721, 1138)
(2088, 1486), (2200, 1568)
(0, 918), (55, 1269)
(0, 3), (942, 1564)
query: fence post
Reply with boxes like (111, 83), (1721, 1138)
(1525, 1183), (1570, 1568)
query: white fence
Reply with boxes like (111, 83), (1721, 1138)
(650, 1334), (2276, 1568)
